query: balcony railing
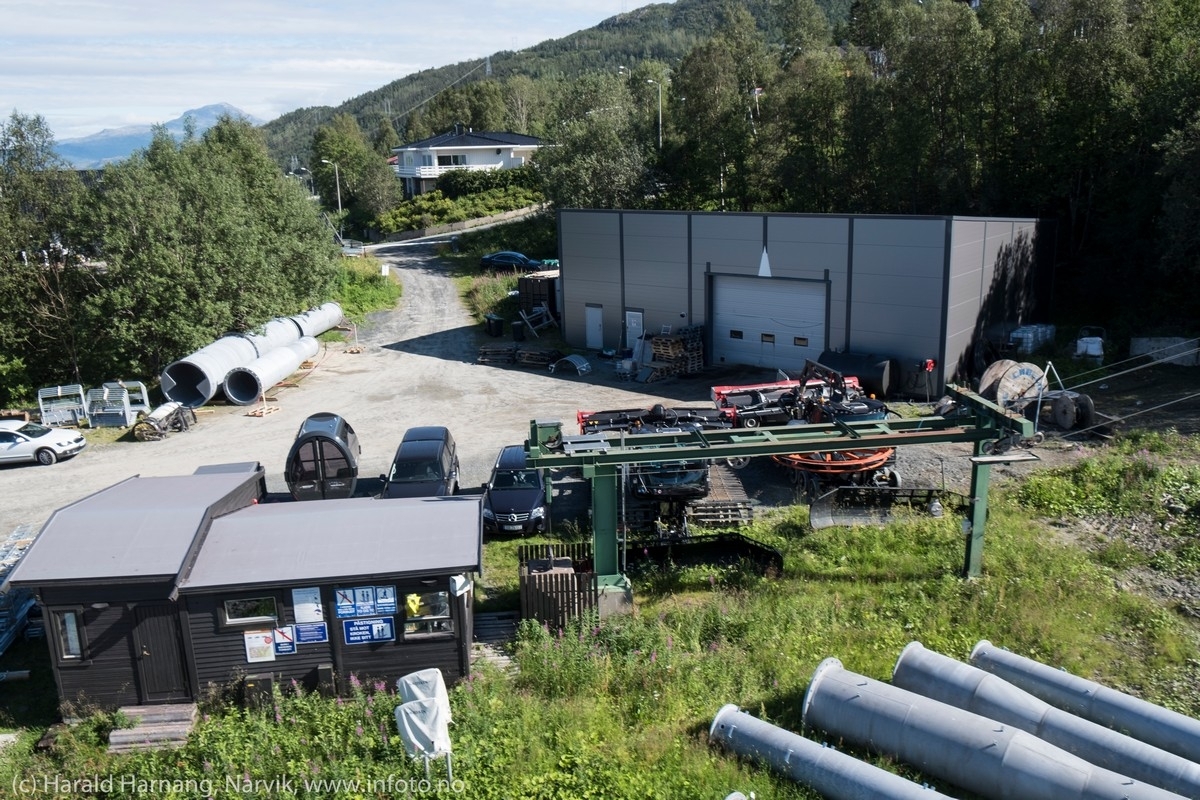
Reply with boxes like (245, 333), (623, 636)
(393, 162), (503, 178)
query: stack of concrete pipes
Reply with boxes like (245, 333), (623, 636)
(160, 302), (343, 408)
(710, 639), (1200, 800)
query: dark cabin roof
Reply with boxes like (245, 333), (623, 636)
(394, 129), (541, 151)
(177, 496), (483, 593)
(8, 471), (262, 586)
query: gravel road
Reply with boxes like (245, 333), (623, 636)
(0, 237), (1088, 541)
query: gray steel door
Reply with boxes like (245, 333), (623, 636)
(132, 603), (192, 703)
(712, 275), (826, 371)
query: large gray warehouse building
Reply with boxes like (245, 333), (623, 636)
(557, 210), (1049, 397)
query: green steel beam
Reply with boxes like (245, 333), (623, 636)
(526, 385), (1033, 581)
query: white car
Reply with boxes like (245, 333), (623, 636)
(0, 420), (87, 465)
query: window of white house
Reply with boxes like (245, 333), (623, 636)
(222, 597), (278, 626)
(403, 591), (453, 637)
(54, 609), (83, 660)
(436, 154), (466, 167)
(421, 154), (434, 167)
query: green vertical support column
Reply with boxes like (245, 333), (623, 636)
(585, 463), (620, 577)
(963, 440), (993, 579)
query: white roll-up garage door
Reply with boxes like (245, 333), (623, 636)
(711, 275), (826, 371)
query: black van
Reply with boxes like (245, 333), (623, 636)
(482, 444), (547, 535)
(380, 426), (460, 499)
(284, 412), (361, 501)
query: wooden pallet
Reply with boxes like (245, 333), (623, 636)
(515, 348), (562, 367)
(246, 404), (279, 417)
(478, 344), (517, 364)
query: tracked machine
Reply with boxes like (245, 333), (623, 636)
(713, 360), (900, 501)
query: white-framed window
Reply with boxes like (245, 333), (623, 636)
(53, 608), (85, 661)
(222, 596), (278, 626)
(403, 590), (453, 637)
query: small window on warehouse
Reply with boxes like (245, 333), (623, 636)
(794, 337), (809, 347)
(729, 330), (743, 340)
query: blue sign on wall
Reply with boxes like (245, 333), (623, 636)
(343, 617), (395, 645)
(295, 622), (329, 644)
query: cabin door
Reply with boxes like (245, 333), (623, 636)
(132, 603), (192, 703)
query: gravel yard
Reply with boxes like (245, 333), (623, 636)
(0, 236), (1184, 547)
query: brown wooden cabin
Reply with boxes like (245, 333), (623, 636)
(7, 463), (482, 712)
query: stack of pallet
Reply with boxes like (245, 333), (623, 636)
(514, 348), (562, 368)
(477, 344), (517, 365)
(638, 325), (705, 383)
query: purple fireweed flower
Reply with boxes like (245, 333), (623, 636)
(356, 724), (364, 736)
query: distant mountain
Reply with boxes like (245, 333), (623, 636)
(55, 103), (267, 169)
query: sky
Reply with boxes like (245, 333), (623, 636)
(1, 0), (665, 142)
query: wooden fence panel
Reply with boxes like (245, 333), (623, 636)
(519, 571), (599, 631)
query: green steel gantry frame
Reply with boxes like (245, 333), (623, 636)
(525, 384), (1036, 583)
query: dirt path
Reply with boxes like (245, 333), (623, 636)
(0, 238), (754, 538)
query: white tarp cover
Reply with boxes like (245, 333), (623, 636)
(395, 698), (452, 758)
(396, 668), (451, 723)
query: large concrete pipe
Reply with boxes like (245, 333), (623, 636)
(288, 302), (344, 338)
(801, 657), (1186, 800)
(222, 337), (320, 406)
(893, 642), (1200, 798)
(970, 640), (1200, 765)
(710, 704), (949, 799)
(161, 335), (259, 408)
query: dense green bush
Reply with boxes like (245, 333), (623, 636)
(376, 186), (543, 234)
(437, 166), (541, 200)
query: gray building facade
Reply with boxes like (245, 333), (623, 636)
(557, 210), (1046, 395)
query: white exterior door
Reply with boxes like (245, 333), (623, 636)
(624, 311), (643, 354)
(585, 305), (604, 351)
(711, 276), (826, 371)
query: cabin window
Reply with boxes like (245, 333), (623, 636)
(53, 609), (84, 661)
(403, 591), (453, 637)
(222, 597), (278, 626)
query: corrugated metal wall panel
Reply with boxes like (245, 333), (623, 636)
(712, 275), (826, 371)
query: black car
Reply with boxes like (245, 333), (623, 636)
(482, 445), (547, 535)
(479, 251), (542, 270)
(380, 426), (460, 499)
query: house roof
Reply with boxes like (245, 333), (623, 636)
(177, 496), (483, 593)
(8, 472), (262, 585)
(394, 129), (541, 152)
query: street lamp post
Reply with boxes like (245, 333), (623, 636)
(646, 79), (662, 150)
(320, 159), (342, 215)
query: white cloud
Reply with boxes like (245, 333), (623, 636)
(1, 0), (666, 139)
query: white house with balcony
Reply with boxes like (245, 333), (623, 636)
(392, 125), (542, 197)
